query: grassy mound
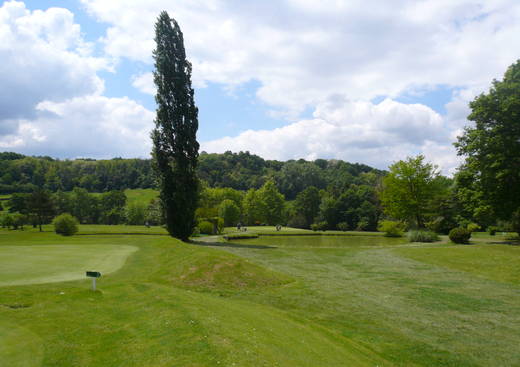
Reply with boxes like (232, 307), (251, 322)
(171, 246), (291, 291)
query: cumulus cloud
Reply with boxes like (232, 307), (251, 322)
(0, 95), (154, 158)
(201, 98), (463, 174)
(0, 1), (157, 159)
(81, 0), (520, 115)
(0, 1), (107, 121)
(132, 72), (155, 95)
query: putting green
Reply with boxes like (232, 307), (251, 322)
(0, 245), (137, 287)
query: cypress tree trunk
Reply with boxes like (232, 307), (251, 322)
(152, 11), (199, 241)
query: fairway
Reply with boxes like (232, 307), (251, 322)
(0, 244), (137, 287)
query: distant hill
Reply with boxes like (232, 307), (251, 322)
(0, 151), (384, 199)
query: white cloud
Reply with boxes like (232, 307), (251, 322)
(201, 98), (463, 174)
(81, 0), (520, 115)
(0, 1), (107, 125)
(0, 95), (154, 158)
(132, 72), (155, 95)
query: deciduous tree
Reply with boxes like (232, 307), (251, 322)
(380, 156), (444, 228)
(455, 59), (520, 233)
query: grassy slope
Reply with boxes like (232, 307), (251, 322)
(0, 227), (384, 366)
(124, 188), (158, 206)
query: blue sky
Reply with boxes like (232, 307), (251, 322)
(1, 0), (519, 173)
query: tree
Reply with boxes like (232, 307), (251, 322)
(26, 189), (55, 231)
(8, 193), (28, 214)
(100, 190), (127, 225)
(218, 199), (241, 227)
(242, 189), (267, 225)
(257, 178), (285, 225)
(126, 202), (147, 225)
(293, 186), (321, 228)
(455, 59), (520, 233)
(380, 155), (444, 228)
(151, 11), (199, 241)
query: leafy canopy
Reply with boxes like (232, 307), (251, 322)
(455, 59), (520, 231)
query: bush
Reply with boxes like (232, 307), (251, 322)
(378, 220), (405, 237)
(487, 226), (498, 236)
(408, 230), (440, 242)
(466, 222), (481, 233)
(287, 214), (307, 229)
(53, 213), (79, 236)
(449, 227), (472, 244)
(198, 221), (214, 235)
(310, 221), (327, 231)
(191, 226), (200, 236)
(337, 222), (349, 231)
(356, 219), (369, 231)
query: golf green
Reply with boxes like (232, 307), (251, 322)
(0, 244), (137, 287)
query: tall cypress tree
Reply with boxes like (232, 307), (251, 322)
(152, 11), (199, 241)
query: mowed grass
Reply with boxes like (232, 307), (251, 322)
(2, 227), (520, 366)
(0, 244), (137, 286)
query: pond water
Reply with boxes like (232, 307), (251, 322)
(231, 235), (407, 248)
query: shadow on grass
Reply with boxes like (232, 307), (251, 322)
(191, 240), (276, 250)
(77, 233), (169, 236)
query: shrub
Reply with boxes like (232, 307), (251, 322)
(487, 226), (498, 236)
(287, 214), (307, 229)
(356, 219), (369, 231)
(310, 221), (327, 231)
(408, 230), (440, 242)
(53, 213), (79, 236)
(198, 221), (214, 235)
(467, 222), (481, 233)
(337, 222), (349, 231)
(378, 220), (405, 237)
(449, 227), (472, 244)
(191, 226), (200, 236)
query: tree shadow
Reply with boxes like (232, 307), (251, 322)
(190, 240), (276, 250)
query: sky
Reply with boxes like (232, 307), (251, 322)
(0, 0), (519, 174)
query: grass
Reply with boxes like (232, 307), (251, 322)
(2, 227), (520, 365)
(0, 244), (137, 286)
(124, 188), (158, 206)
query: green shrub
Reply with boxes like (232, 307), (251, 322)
(198, 221), (214, 235)
(287, 214), (307, 229)
(53, 213), (79, 236)
(378, 220), (405, 237)
(487, 226), (498, 236)
(356, 219), (369, 231)
(337, 222), (349, 231)
(310, 221), (327, 231)
(408, 230), (440, 243)
(0, 213), (13, 228)
(467, 222), (481, 233)
(449, 227), (472, 244)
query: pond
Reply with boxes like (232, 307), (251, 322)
(229, 235), (408, 248)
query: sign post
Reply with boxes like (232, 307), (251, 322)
(86, 271), (101, 291)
